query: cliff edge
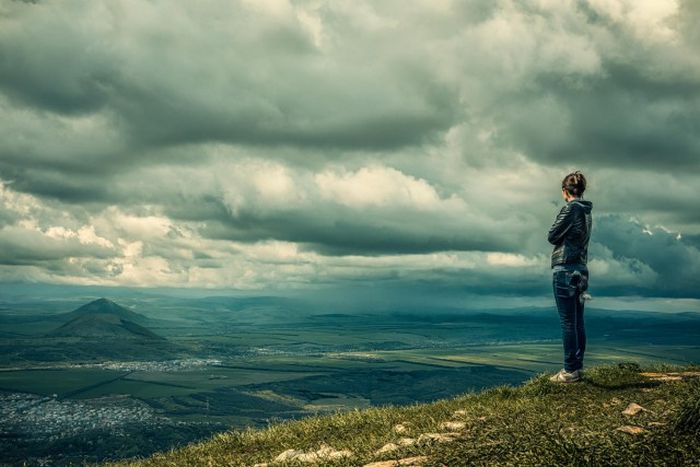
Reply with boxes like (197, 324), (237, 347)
(109, 362), (700, 466)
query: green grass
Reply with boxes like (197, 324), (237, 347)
(124, 368), (326, 388)
(76, 378), (198, 399)
(107, 361), (700, 466)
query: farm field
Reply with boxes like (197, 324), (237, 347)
(2, 339), (698, 423)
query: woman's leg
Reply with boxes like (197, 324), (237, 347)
(553, 271), (580, 372)
(574, 275), (588, 370)
(573, 297), (585, 369)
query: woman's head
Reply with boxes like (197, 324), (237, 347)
(561, 170), (586, 199)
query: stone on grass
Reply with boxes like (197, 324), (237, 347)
(439, 421), (466, 431)
(274, 449), (303, 462)
(640, 371), (700, 381)
(273, 444), (352, 463)
(622, 402), (647, 416)
(615, 425), (647, 435)
(375, 437), (417, 454)
(363, 455), (429, 467)
(393, 423), (409, 434)
(375, 443), (399, 455)
(417, 432), (461, 443)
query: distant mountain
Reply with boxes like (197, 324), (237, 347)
(58, 297), (150, 324)
(47, 298), (164, 340)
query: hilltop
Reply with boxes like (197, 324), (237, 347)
(47, 298), (163, 340)
(109, 361), (700, 466)
(56, 297), (151, 326)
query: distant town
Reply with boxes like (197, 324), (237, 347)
(1, 392), (163, 440)
(76, 358), (222, 372)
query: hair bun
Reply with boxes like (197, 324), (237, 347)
(561, 171), (587, 196)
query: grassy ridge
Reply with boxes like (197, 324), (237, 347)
(110, 362), (700, 466)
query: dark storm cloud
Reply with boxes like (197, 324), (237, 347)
(501, 62), (700, 170)
(1, 168), (113, 204)
(197, 211), (517, 256)
(0, 0), (460, 163)
(1, 0), (698, 202)
(590, 214), (700, 296)
(0, 209), (19, 228)
(350, 214), (700, 300)
(113, 79), (460, 152)
(0, 0), (698, 300)
(155, 166), (524, 255)
(479, 0), (700, 173)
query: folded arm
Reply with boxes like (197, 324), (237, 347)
(547, 203), (575, 245)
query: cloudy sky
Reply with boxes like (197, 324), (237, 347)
(1, 0), (699, 307)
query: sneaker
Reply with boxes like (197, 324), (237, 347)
(549, 368), (582, 383)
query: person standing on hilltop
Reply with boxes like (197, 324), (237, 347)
(547, 171), (593, 383)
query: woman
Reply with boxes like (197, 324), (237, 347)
(547, 170), (593, 383)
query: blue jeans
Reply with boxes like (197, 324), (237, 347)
(552, 265), (589, 372)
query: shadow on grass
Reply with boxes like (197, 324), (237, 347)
(524, 362), (673, 394)
(582, 361), (664, 390)
(584, 379), (661, 390)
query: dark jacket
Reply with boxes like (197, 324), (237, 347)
(548, 198), (593, 268)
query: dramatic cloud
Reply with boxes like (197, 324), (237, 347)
(0, 0), (699, 302)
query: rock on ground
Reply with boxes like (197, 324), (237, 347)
(439, 421), (466, 431)
(273, 444), (353, 463)
(417, 432), (461, 443)
(622, 402), (648, 416)
(393, 423), (410, 434)
(615, 425), (647, 435)
(640, 371), (700, 381)
(363, 455), (429, 467)
(375, 443), (400, 455)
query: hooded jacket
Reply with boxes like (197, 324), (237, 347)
(547, 198), (593, 268)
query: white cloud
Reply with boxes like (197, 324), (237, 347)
(486, 252), (542, 267)
(314, 165), (447, 210)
